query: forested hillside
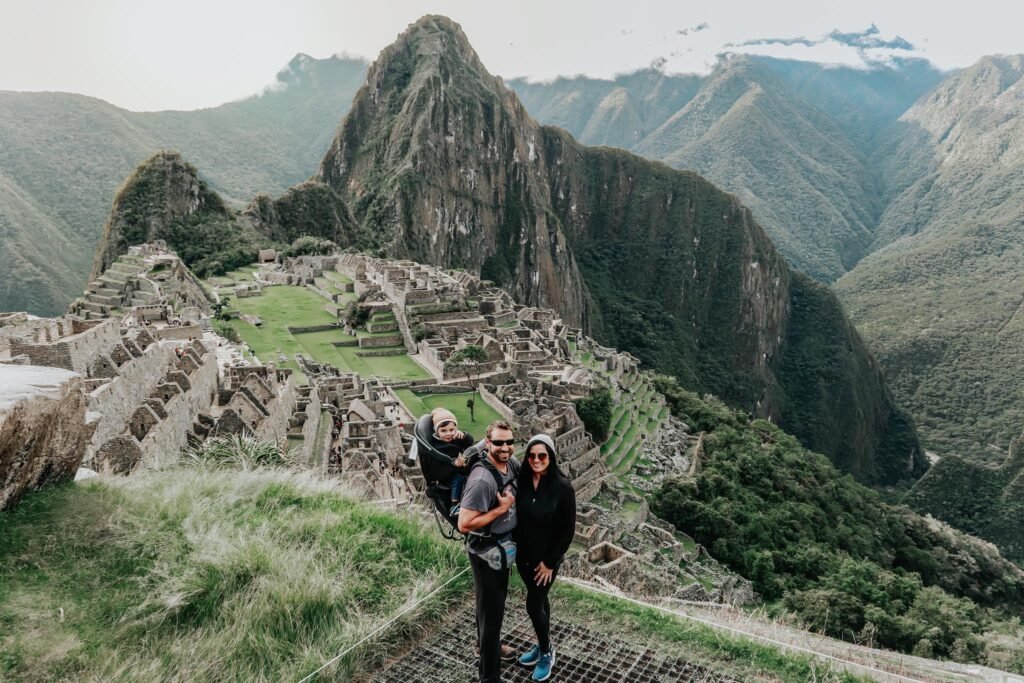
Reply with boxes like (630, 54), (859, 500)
(835, 55), (1024, 459)
(0, 55), (367, 315)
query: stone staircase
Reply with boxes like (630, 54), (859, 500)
(70, 254), (162, 320)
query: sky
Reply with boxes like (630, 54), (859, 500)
(0, 0), (1020, 112)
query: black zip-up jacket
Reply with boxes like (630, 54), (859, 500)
(515, 437), (577, 568)
(418, 431), (475, 486)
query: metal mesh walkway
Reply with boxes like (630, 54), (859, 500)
(369, 601), (739, 682)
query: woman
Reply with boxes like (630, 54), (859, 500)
(514, 434), (577, 682)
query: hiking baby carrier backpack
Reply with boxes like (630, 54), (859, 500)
(413, 413), (476, 531)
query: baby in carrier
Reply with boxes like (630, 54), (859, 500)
(427, 408), (475, 513)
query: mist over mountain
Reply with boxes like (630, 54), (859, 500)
(0, 54), (368, 315)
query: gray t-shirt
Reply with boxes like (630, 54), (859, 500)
(460, 457), (518, 536)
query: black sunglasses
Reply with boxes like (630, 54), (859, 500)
(526, 452), (549, 461)
(489, 439), (516, 447)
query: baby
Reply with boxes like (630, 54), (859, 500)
(429, 407), (475, 511)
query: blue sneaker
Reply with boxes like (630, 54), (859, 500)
(532, 650), (554, 681)
(519, 643), (541, 667)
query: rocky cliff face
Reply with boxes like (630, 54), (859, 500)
(92, 151), (229, 277)
(314, 16), (923, 483)
(0, 365), (93, 510)
(316, 16), (587, 321)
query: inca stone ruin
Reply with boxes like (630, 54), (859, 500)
(1, 243), (752, 605)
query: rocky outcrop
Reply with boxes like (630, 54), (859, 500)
(314, 15), (923, 483)
(317, 16), (587, 322)
(91, 151), (265, 280)
(246, 181), (365, 248)
(0, 365), (94, 510)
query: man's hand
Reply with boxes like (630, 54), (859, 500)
(495, 488), (514, 513)
(534, 561), (554, 586)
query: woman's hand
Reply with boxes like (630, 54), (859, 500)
(534, 561), (554, 586)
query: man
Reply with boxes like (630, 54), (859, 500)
(458, 420), (519, 682)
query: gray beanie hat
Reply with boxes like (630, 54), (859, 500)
(525, 433), (557, 458)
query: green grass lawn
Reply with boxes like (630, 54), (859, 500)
(324, 271), (353, 285)
(0, 466), (865, 683)
(233, 285), (337, 328)
(393, 390), (502, 436)
(229, 286), (431, 382)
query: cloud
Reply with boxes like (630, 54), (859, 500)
(725, 23), (922, 68)
(828, 24), (915, 50)
(676, 22), (710, 37)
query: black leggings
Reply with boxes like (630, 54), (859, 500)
(517, 558), (558, 652)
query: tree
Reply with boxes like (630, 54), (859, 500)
(212, 295), (232, 321)
(445, 344), (488, 388)
(574, 387), (613, 442)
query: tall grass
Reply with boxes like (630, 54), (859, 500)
(186, 434), (296, 469)
(0, 468), (468, 682)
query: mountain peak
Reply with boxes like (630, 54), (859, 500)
(374, 15), (488, 83)
(90, 151), (230, 279)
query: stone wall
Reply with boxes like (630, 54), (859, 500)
(10, 318), (121, 376)
(135, 347), (219, 469)
(1, 365), (94, 510)
(154, 324), (202, 341)
(300, 393), (326, 467)
(255, 373), (299, 445)
(85, 342), (176, 463)
(479, 386), (517, 424)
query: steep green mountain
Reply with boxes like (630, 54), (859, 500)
(0, 55), (367, 315)
(93, 151), (266, 278)
(510, 69), (702, 150)
(94, 153), (370, 279)
(314, 15), (924, 484)
(634, 57), (880, 283)
(511, 57), (943, 282)
(904, 430), (1024, 563)
(835, 55), (1024, 459)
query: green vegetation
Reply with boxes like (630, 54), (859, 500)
(443, 344), (489, 385)
(228, 283), (430, 381)
(650, 375), (1024, 669)
(186, 435), (297, 469)
(1, 460), (897, 683)
(0, 56), (368, 315)
(903, 432), (1024, 563)
(0, 467), (466, 681)
(279, 235), (337, 258)
(574, 386), (613, 442)
(94, 152), (269, 280)
(393, 390), (502, 433)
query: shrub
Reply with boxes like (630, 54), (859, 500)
(574, 386), (613, 442)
